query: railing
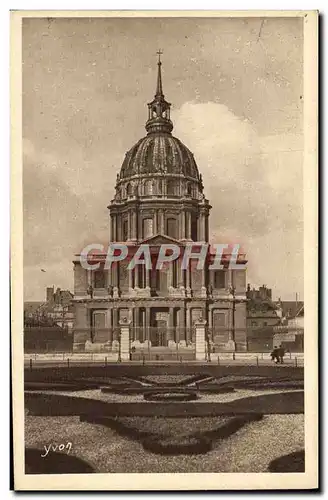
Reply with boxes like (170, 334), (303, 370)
(24, 350), (304, 367)
(24, 325), (304, 356)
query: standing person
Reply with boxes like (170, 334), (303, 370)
(271, 346), (279, 364)
(278, 346), (286, 364)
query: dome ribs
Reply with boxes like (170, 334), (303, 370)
(118, 135), (201, 182)
(159, 135), (166, 173)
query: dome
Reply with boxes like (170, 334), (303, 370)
(120, 134), (200, 180)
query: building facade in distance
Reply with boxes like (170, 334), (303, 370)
(24, 286), (74, 331)
(72, 56), (248, 353)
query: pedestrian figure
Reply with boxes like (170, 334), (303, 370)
(277, 346), (285, 364)
(271, 346), (280, 364)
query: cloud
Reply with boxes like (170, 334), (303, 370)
(23, 138), (111, 299)
(23, 102), (303, 301)
(174, 101), (303, 299)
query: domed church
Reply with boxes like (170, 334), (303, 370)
(72, 54), (248, 354)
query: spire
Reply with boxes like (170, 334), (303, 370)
(155, 49), (163, 97)
(146, 51), (173, 135)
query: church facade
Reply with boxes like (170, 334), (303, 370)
(72, 56), (248, 353)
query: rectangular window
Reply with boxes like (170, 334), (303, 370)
(166, 218), (177, 239)
(213, 312), (226, 328)
(191, 216), (198, 241)
(143, 218), (153, 238)
(91, 310), (106, 342)
(94, 270), (106, 289)
(138, 266), (145, 289)
(214, 270), (226, 289)
(122, 220), (128, 241)
(232, 270), (246, 290)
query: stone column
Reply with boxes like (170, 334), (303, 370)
(200, 260), (207, 298)
(198, 211), (206, 242)
(132, 210), (137, 241)
(107, 309), (112, 344)
(145, 307), (151, 345)
(167, 262), (173, 289)
(112, 215), (117, 242)
(128, 268), (134, 290)
(119, 318), (131, 361)
(186, 212), (191, 239)
(179, 308), (186, 342)
(180, 212), (186, 239)
(186, 265), (192, 297)
(128, 211), (131, 240)
(227, 269), (232, 289)
(112, 308), (119, 340)
(153, 211), (158, 235)
(208, 307), (213, 329)
(168, 307), (174, 342)
(145, 267), (150, 289)
(186, 308), (191, 343)
(194, 318), (207, 361)
(107, 266), (112, 296)
(178, 259), (185, 294)
(158, 209), (164, 234)
(133, 307), (139, 341)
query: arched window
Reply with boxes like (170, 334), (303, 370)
(166, 218), (177, 239)
(126, 183), (132, 196)
(144, 180), (153, 195)
(167, 180), (176, 196)
(186, 182), (192, 196)
(143, 218), (153, 238)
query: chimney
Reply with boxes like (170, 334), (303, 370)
(55, 287), (61, 305)
(46, 286), (54, 304)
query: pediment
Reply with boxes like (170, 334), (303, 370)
(139, 233), (183, 246)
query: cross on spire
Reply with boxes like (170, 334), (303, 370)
(156, 49), (163, 63)
(155, 50), (164, 97)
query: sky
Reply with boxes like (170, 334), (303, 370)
(22, 16), (303, 302)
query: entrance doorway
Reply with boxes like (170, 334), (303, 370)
(150, 309), (169, 346)
(153, 319), (166, 346)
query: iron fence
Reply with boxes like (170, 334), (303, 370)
(24, 324), (304, 355)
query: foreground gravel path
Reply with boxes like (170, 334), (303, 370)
(25, 411), (304, 473)
(27, 387), (301, 404)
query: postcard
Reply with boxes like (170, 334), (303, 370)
(11, 10), (318, 491)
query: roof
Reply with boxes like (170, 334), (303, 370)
(119, 134), (200, 181)
(277, 301), (304, 318)
(24, 302), (46, 314)
(57, 289), (73, 305)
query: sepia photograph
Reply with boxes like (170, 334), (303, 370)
(11, 10), (318, 491)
